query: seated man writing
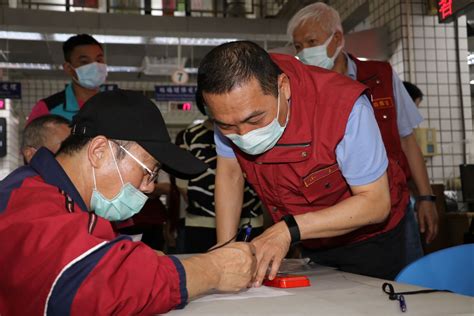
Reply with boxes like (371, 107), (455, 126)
(0, 90), (256, 315)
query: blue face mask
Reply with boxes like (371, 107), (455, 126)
(226, 89), (288, 155)
(74, 62), (108, 89)
(90, 142), (148, 221)
(296, 32), (342, 70)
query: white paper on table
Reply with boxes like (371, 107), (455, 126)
(191, 286), (294, 303)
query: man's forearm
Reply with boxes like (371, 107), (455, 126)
(296, 173), (391, 240)
(215, 157), (245, 244)
(215, 173), (244, 243)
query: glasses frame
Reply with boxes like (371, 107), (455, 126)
(117, 144), (160, 185)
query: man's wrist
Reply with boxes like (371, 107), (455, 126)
(416, 195), (437, 203)
(200, 253), (222, 289)
(280, 214), (301, 245)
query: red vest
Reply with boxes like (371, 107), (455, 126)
(350, 55), (411, 180)
(233, 54), (409, 249)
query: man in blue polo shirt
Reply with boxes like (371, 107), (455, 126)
(27, 34), (107, 123)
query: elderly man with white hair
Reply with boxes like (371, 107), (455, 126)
(288, 2), (438, 265)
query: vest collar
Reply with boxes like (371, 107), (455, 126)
(64, 83), (81, 113)
(348, 54), (382, 90)
(248, 56), (315, 164)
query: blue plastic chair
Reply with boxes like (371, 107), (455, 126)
(395, 244), (474, 296)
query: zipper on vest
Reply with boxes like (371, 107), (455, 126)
(255, 142), (311, 165)
(274, 142), (310, 148)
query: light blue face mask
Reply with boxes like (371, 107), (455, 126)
(296, 32), (342, 70)
(74, 62), (108, 89)
(90, 142), (148, 221)
(226, 89), (288, 155)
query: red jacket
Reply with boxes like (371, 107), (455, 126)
(350, 54), (411, 180)
(234, 54), (409, 249)
(0, 148), (187, 315)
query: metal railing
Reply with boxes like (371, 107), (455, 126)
(14, 0), (289, 18)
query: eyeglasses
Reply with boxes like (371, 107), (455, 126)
(118, 145), (160, 185)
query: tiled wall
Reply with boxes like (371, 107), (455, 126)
(330, 0), (473, 184)
(326, 0), (367, 21)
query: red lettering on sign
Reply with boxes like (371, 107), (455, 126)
(438, 0), (453, 20)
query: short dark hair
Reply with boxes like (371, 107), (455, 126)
(195, 89), (206, 116)
(403, 81), (423, 102)
(197, 41), (282, 98)
(22, 114), (70, 149)
(63, 34), (103, 62)
(56, 134), (92, 156)
(57, 134), (133, 160)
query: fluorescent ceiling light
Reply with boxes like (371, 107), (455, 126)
(93, 34), (145, 45)
(192, 37), (237, 46)
(0, 62), (198, 74)
(0, 62), (56, 70)
(151, 37), (238, 46)
(107, 65), (141, 72)
(183, 67), (198, 74)
(181, 37), (238, 46)
(0, 31), (238, 46)
(49, 33), (75, 42)
(48, 33), (144, 44)
(152, 37), (180, 45)
(0, 31), (43, 41)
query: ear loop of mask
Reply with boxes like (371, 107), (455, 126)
(91, 141), (125, 192)
(68, 63), (80, 86)
(277, 83), (290, 127)
(324, 32), (335, 46)
(92, 166), (98, 190)
(327, 31), (343, 60)
(107, 141), (125, 185)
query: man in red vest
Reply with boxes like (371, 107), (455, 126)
(287, 3), (438, 263)
(198, 41), (409, 282)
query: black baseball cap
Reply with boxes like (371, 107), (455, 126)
(71, 89), (207, 178)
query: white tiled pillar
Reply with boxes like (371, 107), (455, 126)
(0, 99), (21, 180)
(330, 0), (472, 184)
(400, 4), (472, 183)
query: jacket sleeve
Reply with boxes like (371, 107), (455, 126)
(61, 239), (187, 315)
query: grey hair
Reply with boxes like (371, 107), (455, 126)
(112, 139), (134, 160)
(287, 2), (344, 41)
(22, 114), (70, 149)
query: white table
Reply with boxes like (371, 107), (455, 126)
(167, 259), (474, 315)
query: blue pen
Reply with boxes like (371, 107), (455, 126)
(243, 225), (252, 242)
(398, 295), (407, 312)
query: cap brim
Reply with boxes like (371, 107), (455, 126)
(138, 140), (207, 179)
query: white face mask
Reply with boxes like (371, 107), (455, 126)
(296, 32), (342, 70)
(226, 88), (289, 155)
(73, 62), (108, 89)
